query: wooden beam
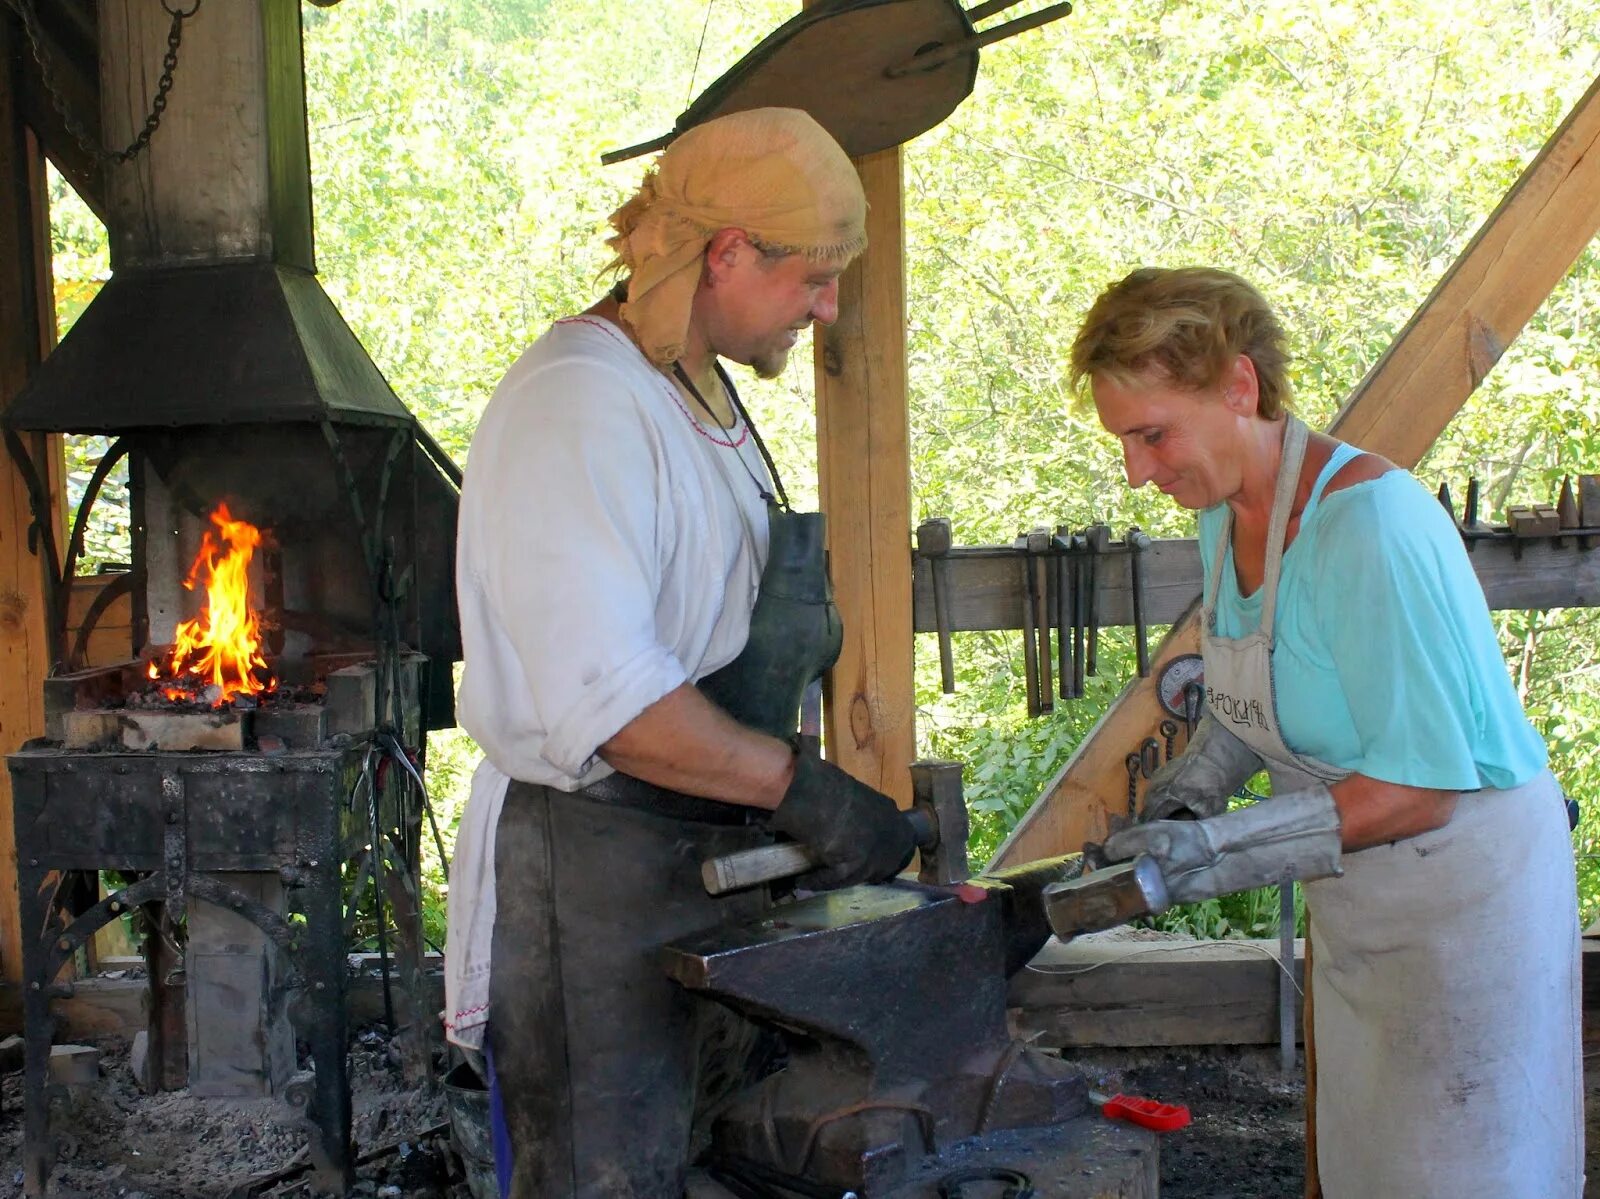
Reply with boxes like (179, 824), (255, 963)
(911, 531), (1600, 632)
(0, 12), (61, 986)
(990, 70), (1600, 869)
(1010, 937), (1306, 1048)
(815, 144), (916, 806)
(14, 3), (107, 222)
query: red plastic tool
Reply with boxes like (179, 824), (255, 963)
(1088, 1089), (1192, 1133)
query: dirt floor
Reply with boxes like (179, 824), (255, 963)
(3, 1037), (1599, 1197)
(0, 1026), (461, 1198)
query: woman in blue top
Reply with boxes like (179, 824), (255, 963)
(1071, 267), (1581, 1198)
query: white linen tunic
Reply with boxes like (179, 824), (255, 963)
(444, 315), (770, 1048)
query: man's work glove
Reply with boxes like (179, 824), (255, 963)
(1102, 785), (1343, 905)
(1141, 711), (1264, 823)
(770, 750), (917, 890)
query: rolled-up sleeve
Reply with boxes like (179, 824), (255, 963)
(463, 357), (687, 780)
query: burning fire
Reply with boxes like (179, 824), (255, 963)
(147, 503), (276, 706)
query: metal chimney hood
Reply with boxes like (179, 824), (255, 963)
(5, 262), (415, 432)
(4, 0), (417, 436)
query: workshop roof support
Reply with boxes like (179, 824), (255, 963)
(0, 9), (65, 987)
(811, 0), (917, 808)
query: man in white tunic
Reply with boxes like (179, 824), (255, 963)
(445, 108), (916, 1199)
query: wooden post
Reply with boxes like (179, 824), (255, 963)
(0, 11), (62, 986)
(989, 69), (1600, 870)
(814, 144), (916, 806)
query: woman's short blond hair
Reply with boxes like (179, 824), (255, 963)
(1069, 267), (1291, 420)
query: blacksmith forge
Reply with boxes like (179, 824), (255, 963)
(3, 2), (458, 1195)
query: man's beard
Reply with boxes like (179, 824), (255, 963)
(750, 342), (792, 380)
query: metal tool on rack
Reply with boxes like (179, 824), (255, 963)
(1053, 526), (1079, 700)
(1082, 524), (1111, 678)
(1126, 526), (1153, 677)
(917, 518), (957, 694)
(1026, 527), (1054, 714)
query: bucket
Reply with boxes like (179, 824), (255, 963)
(442, 1061), (499, 1199)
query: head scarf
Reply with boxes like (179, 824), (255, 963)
(605, 107), (868, 365)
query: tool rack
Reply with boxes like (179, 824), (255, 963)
(913, 488), (1600, 713)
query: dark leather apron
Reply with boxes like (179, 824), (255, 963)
(488, 400), (841, 1197)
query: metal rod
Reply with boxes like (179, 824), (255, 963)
(884, 2), (1073, 78)
(1128, 527), (1152, 677)
(62, 436), (130, 587)
(965, 0), (1029, 22)
(1279, 870), (1297, 1073)
(1054, 534), (1070, 701)
(1028, 529), (1053, 713)
(1018, 548), (1040, 716)
(600, 130), (674, 167)
(1070, 534), (1086, 698)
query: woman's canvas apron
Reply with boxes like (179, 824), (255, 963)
(1200, 415), (1582, 1198)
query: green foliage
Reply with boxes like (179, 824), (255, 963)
(46, 0), (1600, 944)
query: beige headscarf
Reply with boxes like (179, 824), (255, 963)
(605, 107), (868, 365)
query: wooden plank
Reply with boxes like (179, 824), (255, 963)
(814, 143), (916, 806)
(1, 12), (61, 988)
(990, 71), (1600, 870)
(1010, 936), (1306, 1048)
(66, 574), (133, 667)
(911, 532), (1600, 632)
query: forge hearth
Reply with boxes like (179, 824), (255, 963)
(47, 653), (426, 753)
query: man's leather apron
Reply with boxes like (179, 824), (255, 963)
(487, 506), (840, 1199)
(1202, 416), (1582, 1197)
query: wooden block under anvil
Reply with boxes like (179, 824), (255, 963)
(61, 708), (247, 752)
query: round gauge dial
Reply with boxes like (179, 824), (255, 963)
(1156, 653), (1205, 719)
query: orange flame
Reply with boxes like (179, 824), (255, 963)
(146, 503), (275, 706)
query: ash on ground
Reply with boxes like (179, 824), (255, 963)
(6, 1034), (1599, 1197)
(0, 1026), (462, 1199)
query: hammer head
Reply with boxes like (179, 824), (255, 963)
(1042, 855), (1170, 941)
(915, 516), (953, 556)
(910, 761), (969, 885)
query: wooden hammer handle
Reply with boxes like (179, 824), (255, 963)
(701, 842), (818, 896)
(701, 807), (936, 896)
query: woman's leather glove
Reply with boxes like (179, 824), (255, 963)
(770, 750), (917, 890)
(1141, 711), (1264, 822)
(1102, 785), (1343, 905)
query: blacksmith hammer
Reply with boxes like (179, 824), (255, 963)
(702, 760), (971, 895)
(1014, 531), (1042, 716)
(1126, 526), (1153, 677)
(1041, 854), (1171, 941)
(1053, 526), (1077, 700)
(1027, 526), (1054, 714)
(1082, 524), (1111, 677)
(916, 517), (956, 694)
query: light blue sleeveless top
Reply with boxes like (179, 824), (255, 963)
(1198, 443), (1547, 791)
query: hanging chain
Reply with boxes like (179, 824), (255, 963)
(5, 0), (201, 166)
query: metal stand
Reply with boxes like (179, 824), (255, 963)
(7, 745), (387, 1197)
